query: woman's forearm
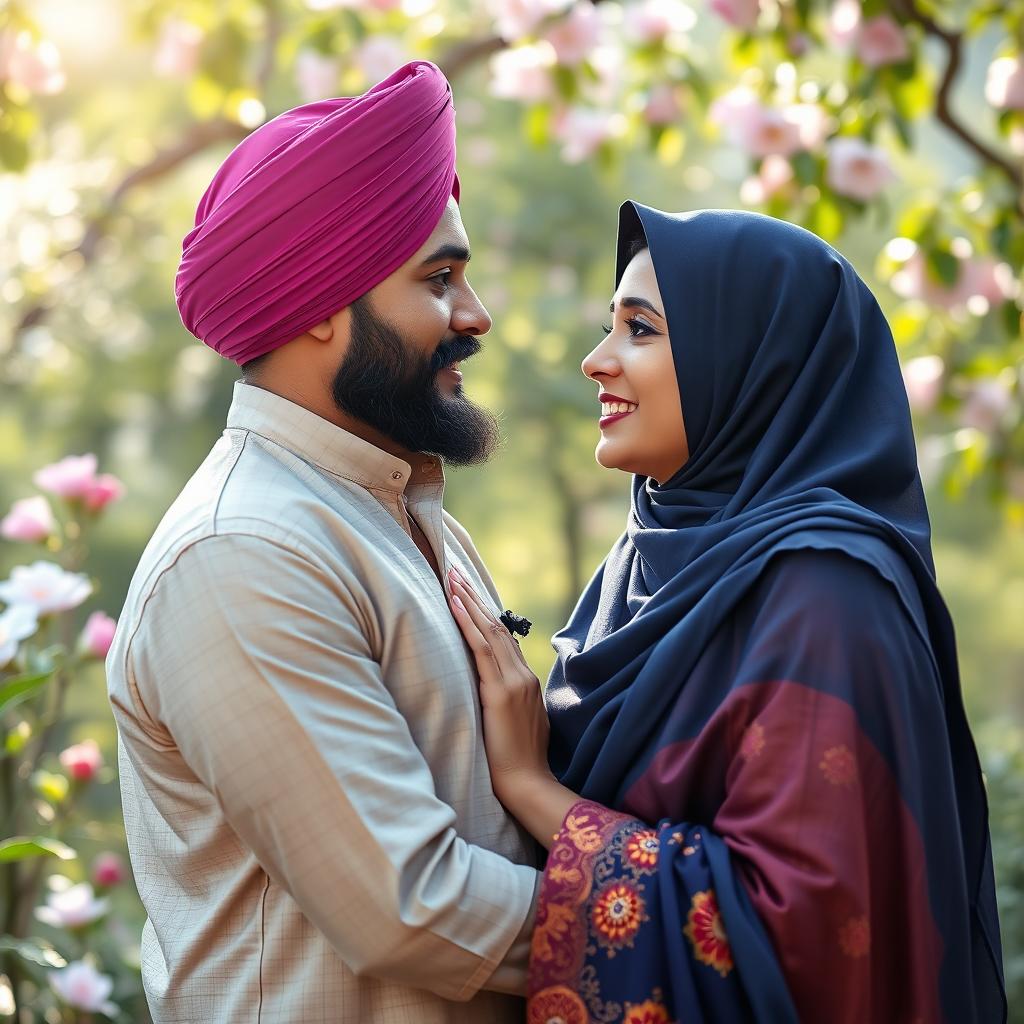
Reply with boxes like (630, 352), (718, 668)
(495, 771), (580, 850)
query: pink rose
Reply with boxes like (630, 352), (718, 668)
(826, 137), (895, 201)
(643, 84), (681, 125)
(1, 496), (56, 543)
(91, 852), (127, 888)
(710, 0), (760, 31)
(59, 740), (103, 782)
(740, 154), (795, 204)
(33, 455), (98, 500)
(544, 2), (602, 66)
(83, 474), (124, 512)
(901, 355), (944, 414)
(856, 15), (909, 67)
(985, 56), (1024, 111)
(80, 611), (117, 659)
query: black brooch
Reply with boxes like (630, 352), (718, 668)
(499, 609), (533, 637)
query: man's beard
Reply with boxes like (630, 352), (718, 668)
(329, 297), (500, 466)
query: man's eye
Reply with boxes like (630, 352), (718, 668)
(429, 271), (452, 288)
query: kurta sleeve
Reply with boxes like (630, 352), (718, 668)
(127, 532), (538, 1001)
(528, 550), (960, 1023)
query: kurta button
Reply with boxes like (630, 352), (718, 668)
(392, 471), (402, 480)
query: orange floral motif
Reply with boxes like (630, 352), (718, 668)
(591, 881), (644, 945)
(820, 744), (858, 786)
(740, 721), (766, 760)
(626, 830), (660, 869)
(838, 914), (871, 958)
(531, 902), (580, 964)
(624, 999), (673, 1023)
(564, 813), (604, 853)
(527, 985), (589, 1024)
(683, 889), (734, 977)
(548, 864), (583, 886)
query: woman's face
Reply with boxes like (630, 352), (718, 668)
(581, 248), (688, 485)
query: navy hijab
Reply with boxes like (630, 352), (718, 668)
(544, 202), (1004, 1018)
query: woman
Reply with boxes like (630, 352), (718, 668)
(447, 202), (1006, 1023)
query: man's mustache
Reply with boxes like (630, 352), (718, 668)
(431, 335), (481, 373)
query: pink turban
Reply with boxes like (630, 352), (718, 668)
(175, 60), (460, 365)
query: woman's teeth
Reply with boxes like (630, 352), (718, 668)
(601, 401), (637, 416)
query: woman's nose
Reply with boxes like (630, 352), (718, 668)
(582, 339), (619, 382)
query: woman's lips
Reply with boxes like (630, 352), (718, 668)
(599, 409), (634, 429)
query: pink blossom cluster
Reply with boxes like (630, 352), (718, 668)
(828, 0), (910, 68)
(0, 30), (65, 95)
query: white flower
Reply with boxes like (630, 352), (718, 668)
(0, 604), (38, 667)
(48, 960), (119, 1016)
(0, 561), (92, 616)
(35, 882), (110, 929)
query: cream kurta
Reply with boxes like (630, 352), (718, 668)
(106, 381), (539, 1023)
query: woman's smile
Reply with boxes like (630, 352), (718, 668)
(599, 391), (638, 428)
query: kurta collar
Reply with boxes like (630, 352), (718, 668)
(225, 381), (444, 497)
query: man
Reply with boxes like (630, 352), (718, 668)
(106, 61), (539, 1023)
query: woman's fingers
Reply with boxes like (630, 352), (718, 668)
(448, 588), (503, 684)
(449, 575), (522, 677)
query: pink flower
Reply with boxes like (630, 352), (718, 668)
(890, 246), (1016, 313)
(80, 611), (117, 659)
(489, 43), (555, 102)
(354, 36), (407, 85)
(83, 473), (124, 512)
(0, 31), (66, 95)
(711, 89), (827, 157)
(544, 2), (602, 66)
(295, 50), (340, 102)
(33, 455), (99, 500)
(48, 960), (118, 1015)
(36, 880), (108, 928)
(985, 56), (1024, 111)
(959, 377), (1014, 434)
(856, 15), (909, 67)
(59, 740), (104, 782)
(554, 106), (618, 163)
(1, 496), (56, 543)
(154, 17), (203, 78)
(736, 107), (804, 157)
(91, 852), (127, 888)
(786, 102), (830, 149)
(643, 84), (681, 125)
(710, 0), (761, 31)
(740, 154), (795, 204)
(627, 0), (697, 43)
(901, 355), (944, 414)
(826, 137), (895, 201)
(488, 0), (573, 41)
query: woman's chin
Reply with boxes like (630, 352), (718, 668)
(595, 441), (635, 475)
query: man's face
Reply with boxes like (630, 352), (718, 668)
(330, 199), (500, 466)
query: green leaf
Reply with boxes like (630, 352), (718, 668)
(1000, 300), (1021, 339)
(4, 719), (32, 755)
(0, 670), (55, 717)
(522, 104), (552, 148)
(0, 936), (66, 969)
(926, 248), (959, 287)
(0, 836), (77, 863)
(806, 197), (844, 241)
(790, 151), (818, 186)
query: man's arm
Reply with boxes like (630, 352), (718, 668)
(126, 532), (537, 1001)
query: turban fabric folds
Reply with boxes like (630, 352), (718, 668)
(175, 60), (460, 365)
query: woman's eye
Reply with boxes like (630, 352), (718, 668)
(625, 317), (656, 338)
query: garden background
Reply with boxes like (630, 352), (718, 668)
(1, 0), (1023, 1019)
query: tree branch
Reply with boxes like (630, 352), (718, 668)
(888, 0), (1023, 205)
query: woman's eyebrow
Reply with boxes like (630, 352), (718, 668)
(610, 296), (664, 318)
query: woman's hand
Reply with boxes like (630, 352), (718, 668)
(447, 567), (550, 790)
(447, 566), (579, 847)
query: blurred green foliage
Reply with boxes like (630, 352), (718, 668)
(1, 0), (1023, 1018)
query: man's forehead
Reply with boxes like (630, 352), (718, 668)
(416, 198), (470, 258)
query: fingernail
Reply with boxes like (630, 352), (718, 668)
(452, 594), (465, 611)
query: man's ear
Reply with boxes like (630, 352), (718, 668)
(306, 319), (334, 342)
